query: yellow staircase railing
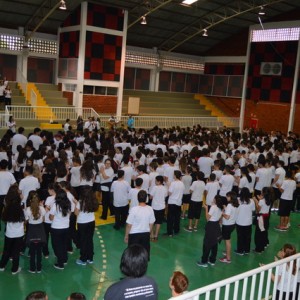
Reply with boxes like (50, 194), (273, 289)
(195, 94), (235, 127)
(18, 83), (57, 121)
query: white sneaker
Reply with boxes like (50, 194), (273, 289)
(12, 267), (22, 275)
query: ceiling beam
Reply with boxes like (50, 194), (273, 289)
(128, 0), (173, 29)
(159, 0), (285, 52)
(24, 0), (63, 39)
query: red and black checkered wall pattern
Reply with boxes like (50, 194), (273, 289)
(62, 5), (81, 27)
(0, 54), (17, 81)
(247, 41), (300, 103)
(205, 63), (245, 75)
(124, 68), (150, 90)
(84, 31), (122, 81)
(87, 3), (124, 31)
(27, 57), (54, 84)
(59, 31), (80, 58)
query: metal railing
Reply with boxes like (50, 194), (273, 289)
(5, 105), (100, 122)
(115, 115), (239, 129)
(169, 253), (300, 300)
(2, 107), (239, 129)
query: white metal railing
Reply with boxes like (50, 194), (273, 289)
(2, 107), (239, 129)
(116, 116), (240, 129)
(169, 253), (300, 300)
(0, 113), (7, 128)
(5, 106), (100, 122)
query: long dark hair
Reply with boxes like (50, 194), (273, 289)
(241, 166), (252, 183)
(261, 187), (274, 206)
(55, 189), (71, 217)
(2, 185), (24, 223)
(79, 186), (98, 213)
(226, 191), (239, 208)
(239, 187), (251, 204)
(80, 159), (95, 181)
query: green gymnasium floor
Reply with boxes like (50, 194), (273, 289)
(0, 211), (299, 300)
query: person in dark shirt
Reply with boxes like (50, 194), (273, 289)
(104, 244), (158, 300)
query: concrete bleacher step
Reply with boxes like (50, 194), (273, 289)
(35, 83), (70, 107)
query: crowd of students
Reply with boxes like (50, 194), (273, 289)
(0, 119), (299, 298)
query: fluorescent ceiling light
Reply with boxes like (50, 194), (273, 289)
(182, 0), (198, 5)
(59, 0), (67, 10)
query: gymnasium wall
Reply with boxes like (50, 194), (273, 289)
(0, 54), (17, 81)
(83, 95), (117, 113)
(124, 67), (150, 90)
(27, 57), (55, 83)
(247, 41), (299, 103)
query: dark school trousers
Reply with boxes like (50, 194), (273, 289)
(0, 236), (23, 272)
(29, 242), (43, 271)
(167, 204), (181, 235)
(42, 222), (51, 256)
(236, 224), (252, 253)
(128, 232), (151, 260)
(51, 228), (68, 268)
(114, 205), (129, 229)
(101, 191), (114, 219)
(78, 221), (95, 262)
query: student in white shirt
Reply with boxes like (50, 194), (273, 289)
(125, 190), (155, 260)
(255, 159), (270, 197)
(239, 167), (252, 194)
(25, 193), (46, 273)
(19, 165), (40, 207)
(197, 148), (214, 180)
(181, 166), (192, 219)
(184, 171), (205, 232)
(43, 183), (57, 258)
(150, 175), (167, 241)
(166, 170), (185, 237)
(75, 186), (99, 266)
(49, 189), (71, 270)
(0, 159), (16, 230)
(0, 185), (25, 274)
(276, 171), (296, 231)
(219, 191), (239, 264)
(265, 244), (297, 300)
(28, 128), (43, 151)
(205, 173), (220, 209)
(253, 187), (273, 253)
(197, 195), (223, 268)
(99, 159), (115, 220)
(128, 178), (144, 210)
(235, 187), (255, 255)
(111, 170), (131, 230)
(70, 157), (82, 197)
(219, 165), (235, 205)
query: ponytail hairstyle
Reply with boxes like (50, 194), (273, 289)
(241, 166), (252, 183)
(261, 187), (274, 207)
(30, 193), (41, 220)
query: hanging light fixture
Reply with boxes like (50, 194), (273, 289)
(59, 0), (67, 10)
(258, 6), (265, 15)
(202, 29), (208, 37)
(141, 16), (147, 25)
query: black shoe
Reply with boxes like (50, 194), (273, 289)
(113, 225), (120, 230)
(53, 264), (64, 270)
(100, 216), (107, 220)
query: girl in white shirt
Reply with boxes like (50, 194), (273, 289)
(185, 171), (205, 232)
(268, 244), (297, 300)
(150, 175), (168, 241)
(253, 187), (273, 253)
(49, 189), (71, 270)
(197, 195), (223, 268)
(25, 193), (46, 273)
(239, 167), (253, 194)
(0, 185), (25, 274)
(220, 191), (239, 264)
(75, 186), (98, 266)
(276, 171), (296, 231)
(235, 187), (255, 255)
